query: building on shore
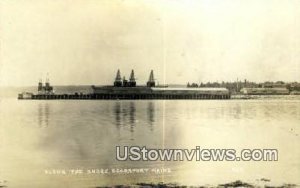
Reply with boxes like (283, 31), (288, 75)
(240, 87), (289, 95)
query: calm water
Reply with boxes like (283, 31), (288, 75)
(0, 98), (299, 187)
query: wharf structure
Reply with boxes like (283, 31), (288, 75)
(18, 70), (231, 100)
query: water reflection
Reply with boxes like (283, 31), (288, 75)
(114, 102), (122, 128)
(38, 102), (50, 127)
(113, 101), (157, 133)
(233, 103), (242, 119)
(147, 102), (155, 131)
(129, 102), (135, 133)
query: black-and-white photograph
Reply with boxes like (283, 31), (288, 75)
(0, 0), (299, 187)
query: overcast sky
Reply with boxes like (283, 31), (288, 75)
(0, 0), (299, 86)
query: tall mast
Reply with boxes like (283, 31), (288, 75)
(46, 73), (49, 84)
(38, 78), (43, 93)
(45, 73), (50, 88)
(129, 70), (135, 82)
(149, 70), (154, 82)
(147, 70), (155, 87)
(114, 69), (122, 87)
(129, 69), (136, 87)
(115, 69), (122, 81)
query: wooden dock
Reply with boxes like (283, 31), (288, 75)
(18, 93), (231, 100)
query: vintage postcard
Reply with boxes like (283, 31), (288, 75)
(0, 0), (299, 187)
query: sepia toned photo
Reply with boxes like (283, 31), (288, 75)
(0, 0), (299, 187)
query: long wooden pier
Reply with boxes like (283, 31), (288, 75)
(19, 93), (231, 100)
